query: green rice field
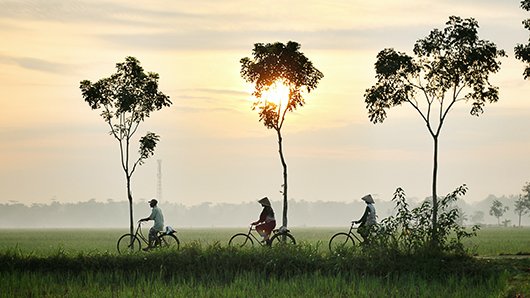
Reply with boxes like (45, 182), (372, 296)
(0, 227), (528, 297)
(0, 226), (528, 256)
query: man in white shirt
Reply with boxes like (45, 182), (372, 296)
(139, 198), (164, 250)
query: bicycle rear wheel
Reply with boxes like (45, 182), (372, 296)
(158, 234), (180, 250)
(328, 232), (355, 252)
(270, 233), (296, 246)
(117, 234), (141, 254)
(229, 233), (254, 247)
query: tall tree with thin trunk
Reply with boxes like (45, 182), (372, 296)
(514, 196), (530, 227)
(364, 16), (506, 245)
(80, 56), (171, 238)
(240, 41), (323, 228)
(515, 182), (530, 227)
(515, 0), (530, 79)
(489, 199), (509, 226)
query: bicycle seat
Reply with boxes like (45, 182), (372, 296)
(164, 226), (176, 234)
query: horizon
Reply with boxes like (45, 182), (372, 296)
(1, 0), (529, 208)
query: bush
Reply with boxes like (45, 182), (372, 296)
(368, 185), (479, 256)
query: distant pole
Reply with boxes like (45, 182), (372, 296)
(157, 159), (162, 201)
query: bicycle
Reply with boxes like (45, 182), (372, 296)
(117, 221), (180, 254)
(229, 225), (296, 247)
(328, 221), (364, 252)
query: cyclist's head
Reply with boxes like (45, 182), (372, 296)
(258, 197), (271, 207)
(148, 199), (158, 207)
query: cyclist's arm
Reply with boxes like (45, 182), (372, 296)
(251, 209), (267, 225)
(139, 209), (156, 222)
(354, 206), (370, 224)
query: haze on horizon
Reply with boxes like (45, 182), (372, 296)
(1, 0), (529, 208)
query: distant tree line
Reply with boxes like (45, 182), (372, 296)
(1, 194), (528, 228)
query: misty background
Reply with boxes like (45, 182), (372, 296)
(1, 194), (527, 229)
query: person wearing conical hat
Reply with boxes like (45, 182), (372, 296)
(251, 197), (276, 245)
(353, 194), (377, 243)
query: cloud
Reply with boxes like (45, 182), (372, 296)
(0, 0), (195, 26)
(170, 88), (249, 114)
(98, 26), (428, 52)
(0, 55), (75, 75)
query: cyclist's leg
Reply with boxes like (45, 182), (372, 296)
(147, 227), (157, 248)
(261, 221), (276, 244)
(358, 225), (368, 243)
(255, 223), (266, 238)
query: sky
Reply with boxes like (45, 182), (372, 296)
(0, 0), (529, 208)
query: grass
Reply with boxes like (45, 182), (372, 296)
(0, 270), (509, 298)
(0, 227), (528, 297)
(462, 227), (530, 256)
(0, 226), (528, 256)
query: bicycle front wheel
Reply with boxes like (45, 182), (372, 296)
(229, 233), (254, 247)
(328, 232), (355, 252)
(158, 234), (180, 250)
(117, 234), (141, 254)
(270, 233), (296, 246)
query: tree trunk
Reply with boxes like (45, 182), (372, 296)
(518, 212), (521, 227)
(127, 177), (134, 242)
(277, 128), (288, 228)
(431, 136), (439, 246)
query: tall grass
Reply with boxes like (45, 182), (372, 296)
(0, 270), (508, 298)
(0, 243), (501, 278)
(1, 241), (527, 297)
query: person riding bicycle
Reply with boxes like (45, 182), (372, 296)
(251, 197), (276, 245)
(139, 198), (164, 251)
(353, 194), (377, 243)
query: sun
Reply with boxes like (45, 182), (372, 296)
(260, 80), (290, 109)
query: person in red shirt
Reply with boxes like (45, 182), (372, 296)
(251, 197), (276, 244)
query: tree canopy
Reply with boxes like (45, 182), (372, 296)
(241, 41), (323, 130)
(515, 0), (530, 79)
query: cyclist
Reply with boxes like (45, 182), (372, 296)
(251, 197), (276, 245)
(353, 194), (377, 243)
(139, 198), (164, 251)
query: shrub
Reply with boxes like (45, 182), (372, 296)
(369, 185), (479, 256)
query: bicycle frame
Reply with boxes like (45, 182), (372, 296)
(346, 222), (363, 243)
(245, 225), (268, 246)
(134, 221), (168, 246)
(134, 222), (150, 246)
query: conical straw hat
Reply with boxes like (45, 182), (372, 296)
(361, 194), (375, 204)
(258, 197), (271, 206)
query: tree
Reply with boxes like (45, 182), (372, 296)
(80, 56), (171, 237)
(515, 0), (530, 79)
(489, 199), (509, 226)
(364, 16), (506, 243)
(523, 181), (530, 200)
(514, 182), (530, 227)
(240, 41), (323, 228)
(514, 196), (530, 227)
